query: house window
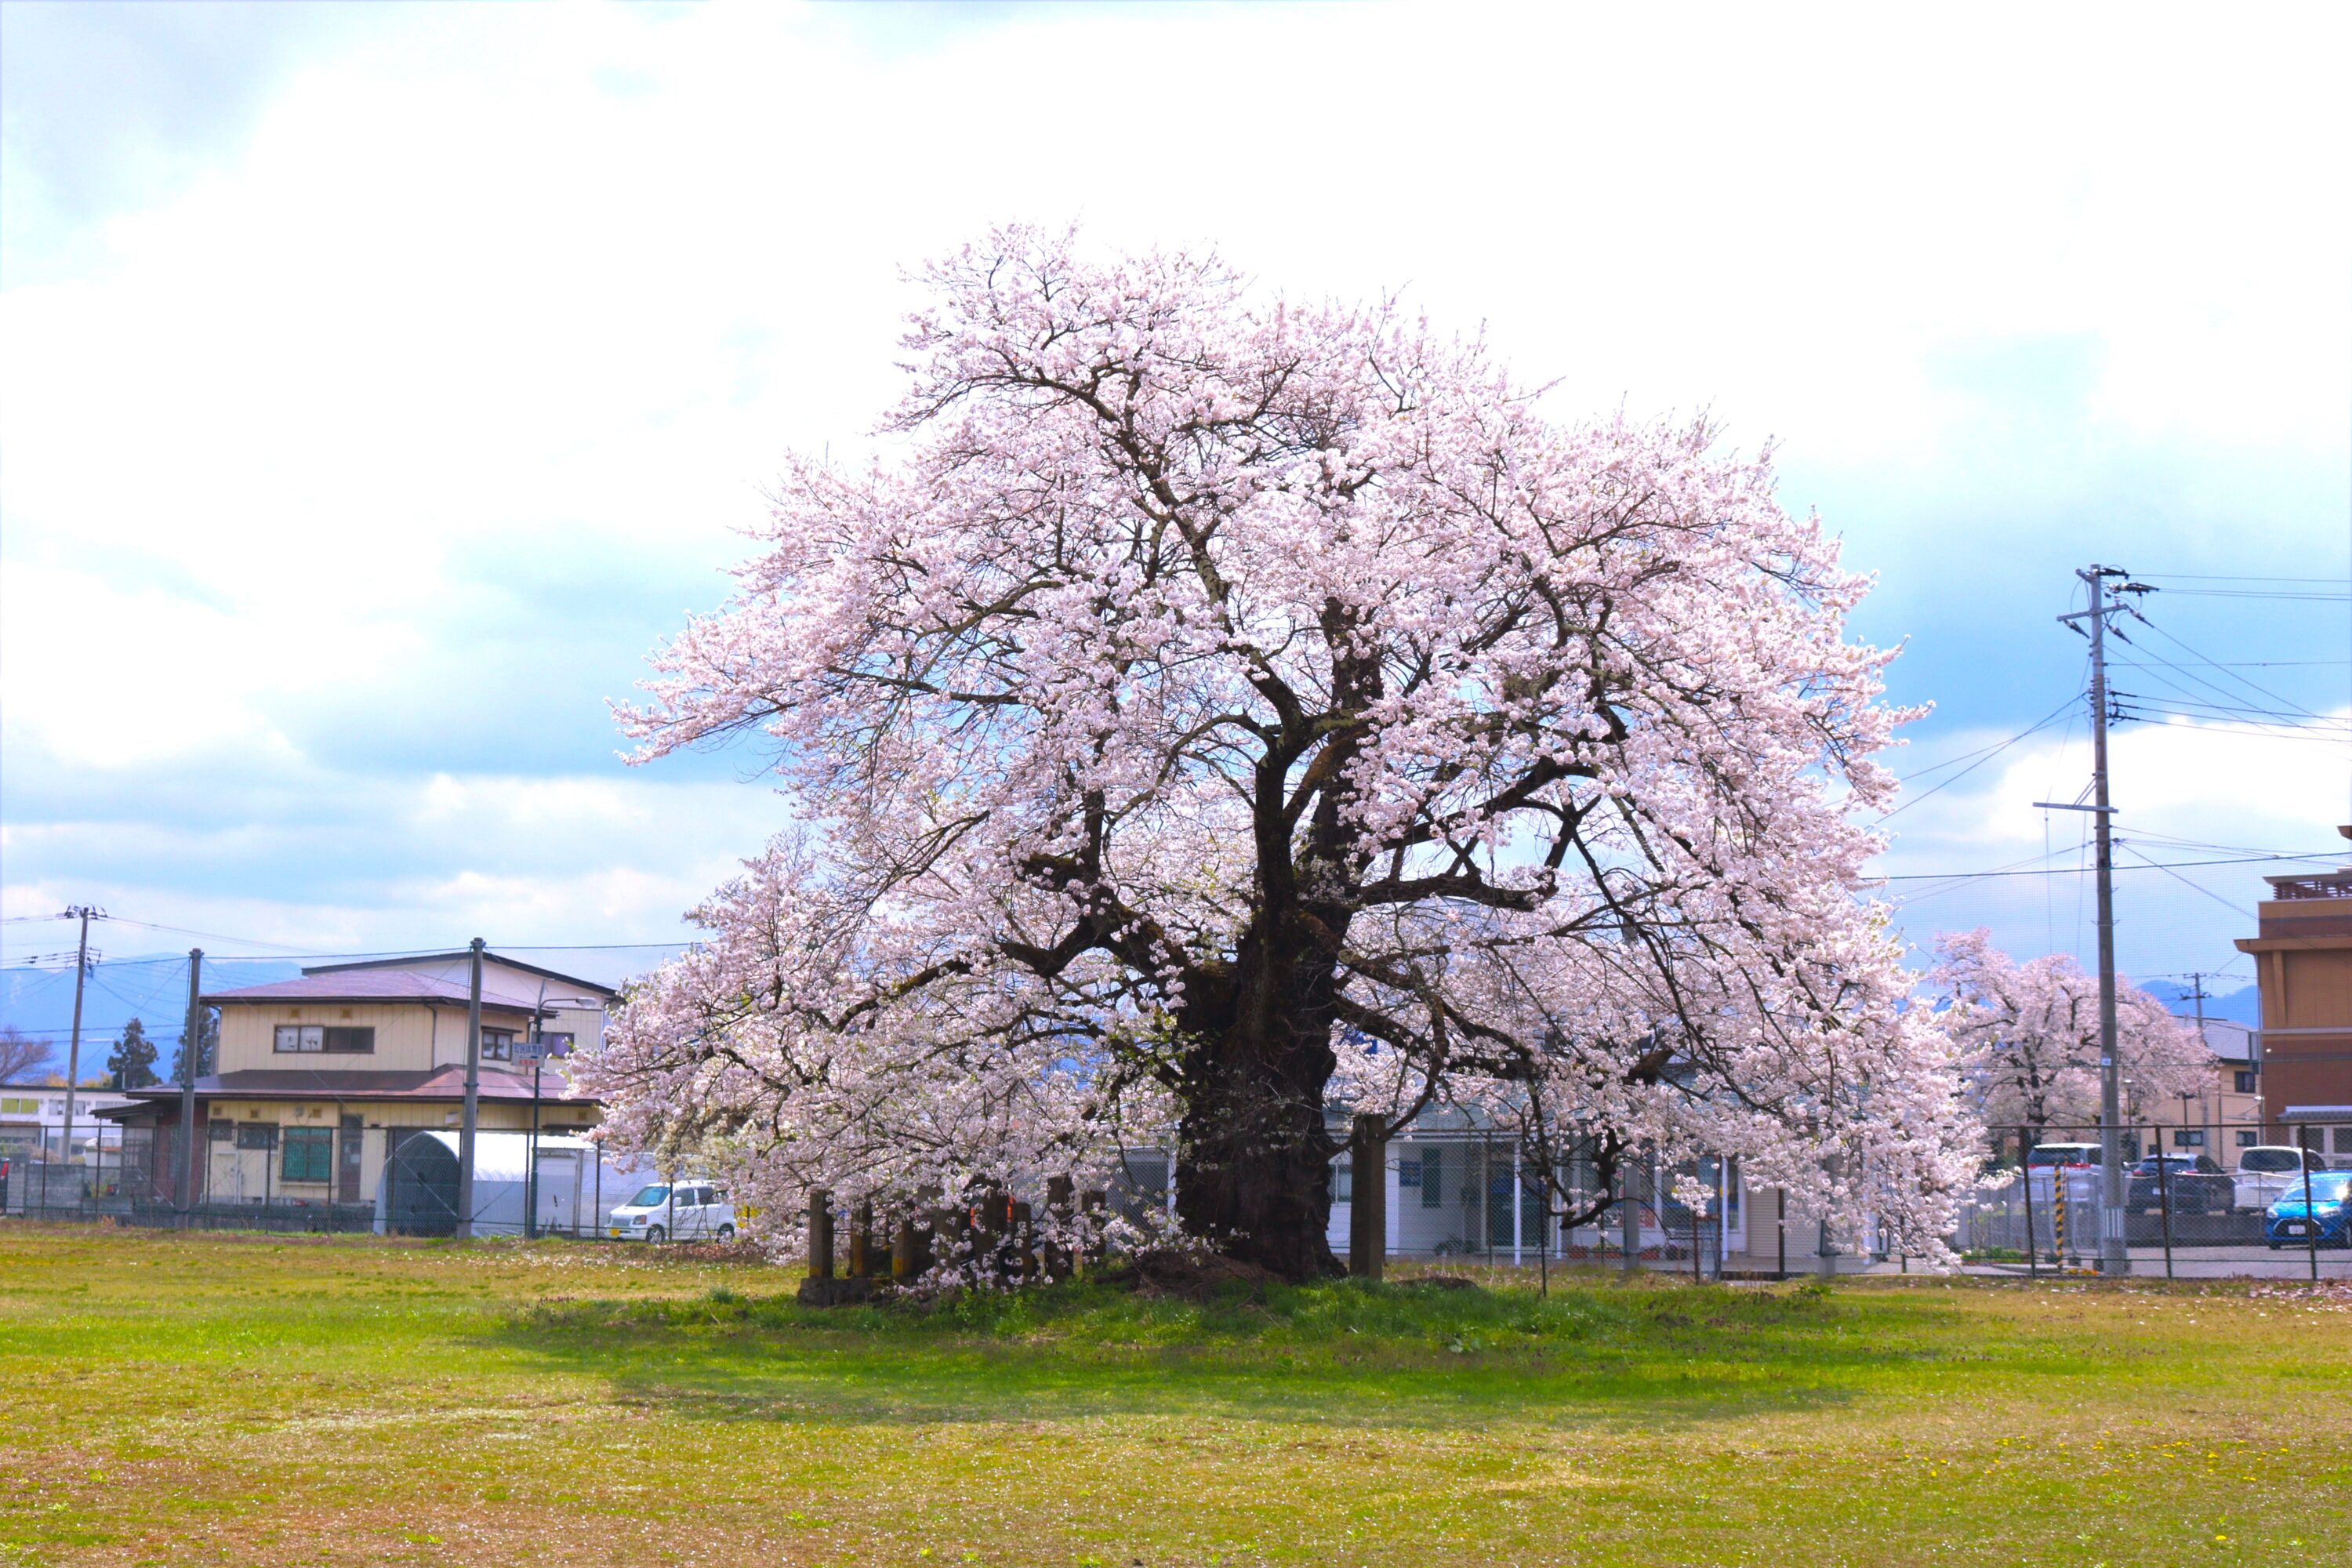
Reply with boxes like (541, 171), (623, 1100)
(281, 1127), (332, 1182)
(1334, 1159), (1352, 1203)
(2335, 1128), (2352, 1155)
(0, 1097), (34, 1115)
(2174, 1130), (2205, 1147)
(2234, 1070), (2256, 1094)
(234, 1123), (278, 1151)
(1421, 1145), (1445, 1207)
(2236, 1130), (2260, 1148)
(209, 1119), (234, 1143)
(481, 1029), (516, 1062)
(277, 1024), (375, 1053)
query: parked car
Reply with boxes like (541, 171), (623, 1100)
(2026, 1142), (2104, 1205)
(2264, 1171), (2352, 1249)
(2124, 1153), (2233, 1214)
(2234, 1146), (2328, 1214)
(606, 1181), (736, 1243)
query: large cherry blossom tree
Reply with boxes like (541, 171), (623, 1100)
(1931, 929), (2209, 1140)
(579, 228), (1975, 1279)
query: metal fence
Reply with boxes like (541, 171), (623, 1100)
(1330, 1132), (1735, 1278)
(0, 1123), (659, 1240)
(1955, 1123), (2352, 1279)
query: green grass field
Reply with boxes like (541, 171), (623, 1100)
(0, 1226), (2345, 1566)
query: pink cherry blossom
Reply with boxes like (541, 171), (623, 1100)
(575, 227), (1978, 1279)
(1931, 928), (2211, 1139)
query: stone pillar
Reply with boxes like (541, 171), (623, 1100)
(848, 1199), (874, 1279)
(1011, 1199), (1036, 1280)
(1348, 1113), (1386, 1281)
(1042, 1174), (1075, 1279)
(1080, 1188), (1107, 1267)
(891, 1212), (918, 1283)
(807, 1188), (833, 1280)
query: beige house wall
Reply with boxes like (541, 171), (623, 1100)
(203, 1098), (602, 1207)
(216, 1000), (541, 1076)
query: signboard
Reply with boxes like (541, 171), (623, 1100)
(516, 1032), (574, 1064)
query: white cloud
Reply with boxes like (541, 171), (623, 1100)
(3, 0), (2347, 960)
(0, 764), (788, 953)
(1878, 710), (2351, 978)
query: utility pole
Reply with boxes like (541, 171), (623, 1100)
(179, 949), (204, 1215)
(60, 906), (100, 1174)
(2188, 972), (2211, 1138)
(2059, 564), (2147, 1276)
(456, 937), (484, 1239)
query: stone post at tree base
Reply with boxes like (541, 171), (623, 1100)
(797, 1186), (877, 1306)
(1348, 1113), (1386, 1282)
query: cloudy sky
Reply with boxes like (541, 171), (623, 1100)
(4, 1), (2349, 1004)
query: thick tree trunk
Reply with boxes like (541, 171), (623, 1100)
(1171, 943), (1345, 1281)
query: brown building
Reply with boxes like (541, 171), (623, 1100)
(2234, 829), (2352, 1163)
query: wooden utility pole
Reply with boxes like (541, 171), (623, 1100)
(59, 906), (100, 1171)
(178, 949), (204, 1214)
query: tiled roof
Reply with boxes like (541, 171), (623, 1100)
(97, 1064), (600, 1114)
(303, 951), (618, 996)
(204, 971), (551, 1010)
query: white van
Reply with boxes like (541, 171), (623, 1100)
(606, 1181), (736, 1243)
(2233, 1146), (2328, 1213)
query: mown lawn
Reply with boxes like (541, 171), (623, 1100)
(0, 1226), (2345, 1566)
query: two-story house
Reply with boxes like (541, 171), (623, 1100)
(101, 951), (613, 1214)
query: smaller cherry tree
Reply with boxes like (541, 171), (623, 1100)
(1931, 929), (2210, 1143)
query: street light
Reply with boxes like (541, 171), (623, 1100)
(521, 984), (603, 1239)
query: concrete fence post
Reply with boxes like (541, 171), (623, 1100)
(1619, 1152), (1641, 1275)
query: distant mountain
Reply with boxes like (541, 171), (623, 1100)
(0, 955), (303, 1075)
(2142, 979), (2261, 1027)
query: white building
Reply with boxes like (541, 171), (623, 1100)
(0, 1081), (136, 1160)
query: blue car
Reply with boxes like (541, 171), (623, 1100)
(2265, 1171), (2352, 1249)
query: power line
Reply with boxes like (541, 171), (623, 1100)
(2143, 588), (2352, 602)
(2113, 659), (2350, 669)
(2135, 573), (2352, 583)
(96, 916), (315, 953)
(1878, 850), (2340, 883)
(2116, 843), (2256, 920)
(1878, 695), (2080, 822)
(2127, 609), (2338, 724)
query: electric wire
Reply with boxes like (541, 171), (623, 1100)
(1877, 695), (2080, 823)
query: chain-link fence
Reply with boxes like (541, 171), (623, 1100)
(1955, 1123), (2352, 1279)
(1329, 1132), (1735, 1278)
(0, 1123), (665, 1240)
